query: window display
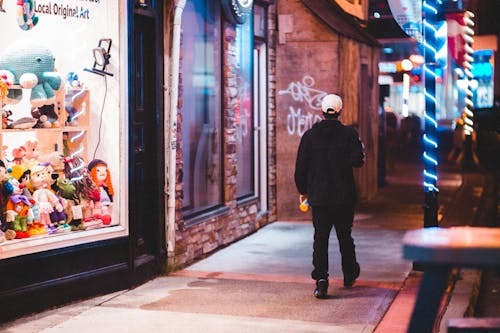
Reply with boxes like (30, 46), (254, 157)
(0, 1), (126, 258)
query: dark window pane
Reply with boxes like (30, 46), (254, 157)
(181, 0), (222, 214)
(235, 17), (254, 198)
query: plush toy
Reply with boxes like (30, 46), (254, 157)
(3, 176), (34, 239)
(56, 177), (85, 230)
(11, 146), (26, 165)
(29, 164), (64, 234)
(66, 72), (82, 89)
(88, 159), (113, 225)
(31, 108), (52, 128)
(2, 109), (12, 128)
(0, 41), (64, 108)
(0, 160), (10, 236)
(24, 140), (39, 161)
(64, 155), (103, 224)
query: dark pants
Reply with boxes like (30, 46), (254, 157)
(311, 204), (357, 281)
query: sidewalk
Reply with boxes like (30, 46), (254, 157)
(0, 160), (489, 333)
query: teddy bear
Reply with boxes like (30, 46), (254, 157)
(24, 140), (39, 161)
(11, 146), (26, 165)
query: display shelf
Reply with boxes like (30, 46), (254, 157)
(0, 87), (90, 163)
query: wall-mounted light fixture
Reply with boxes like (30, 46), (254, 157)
(84, 38), (113, 77)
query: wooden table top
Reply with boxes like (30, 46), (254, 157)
(403, 226), (500, 267)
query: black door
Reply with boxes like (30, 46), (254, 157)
(129, 1), (165, 285)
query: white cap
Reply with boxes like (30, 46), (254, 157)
(321, 94), (343, 114)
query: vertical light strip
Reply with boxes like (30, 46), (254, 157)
(462, 11), (475, 135)
(402, 73), (410, 117)
(422, 0), (442, 194)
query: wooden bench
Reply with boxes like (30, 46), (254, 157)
(403, 227), (500, 333)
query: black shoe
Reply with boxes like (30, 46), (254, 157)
(314, 279), (328, 299)
(344, 263), (360, 288)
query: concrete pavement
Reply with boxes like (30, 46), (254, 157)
(0, 160), (490, 333)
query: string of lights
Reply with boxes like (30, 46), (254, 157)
(422, 0), (445, 227)
(462, 11), (475, 136)
(69, 99), (86, 182)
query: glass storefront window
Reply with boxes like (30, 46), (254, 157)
(235, 14), (254, 199)
(181, 0), (223, 215)
(0, 1), (127, 258)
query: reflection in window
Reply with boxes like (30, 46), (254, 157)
(181, 0), (222, 215)
(235, 17), (254, 199)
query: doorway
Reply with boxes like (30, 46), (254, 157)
(129, 3), (165, 284)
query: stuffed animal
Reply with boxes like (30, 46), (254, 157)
(24, 140), (39, 161)
(88, 159), (113, 225)
(2, 109), (12, 128)
(3, 176), (34, 239)
(0, 41), (64, 107)
(31, 108), (52, 128)
(11, 146), (26, 165)
(56, 177), (85, 230)
(29, 164), (64, 234)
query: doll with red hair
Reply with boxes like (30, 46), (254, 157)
(88, 159), (113, 225)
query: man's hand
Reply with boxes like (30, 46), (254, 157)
(299, 194), (308, 204)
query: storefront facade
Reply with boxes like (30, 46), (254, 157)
(0, 0), (278, 320)
(165, 0), (277, 269)
(0, 0), (166, 321)
(0, 0), (379, 320)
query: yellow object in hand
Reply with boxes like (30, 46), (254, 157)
(299, 199), (309, 212)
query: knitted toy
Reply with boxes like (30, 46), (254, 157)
(63, 155), (99, 204)
(0, 41), (64, 108)
(88, 159), (113, 225)
(24, 140), (39, 161)
(11, 146), (26, 165)
(56, 177), (86, 230)
(3, 176), (34, 239)
(29, 164), (63, 234)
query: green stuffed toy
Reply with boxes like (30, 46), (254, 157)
(0, 41), (64, 108)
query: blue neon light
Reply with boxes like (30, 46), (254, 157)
(422, 0), (440, 193)
(424, 182), (440, 192)
(423, 1), (438, 14)
(423, 134), (438, 148)
(424, 169), (438, 181)
(423, 151), (438, 166)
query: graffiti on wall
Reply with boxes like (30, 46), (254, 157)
(278, 75), (327, 137)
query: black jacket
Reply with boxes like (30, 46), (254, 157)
(294, 119), (364, 206)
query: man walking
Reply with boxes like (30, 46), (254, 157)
(294, 94), (365, 298)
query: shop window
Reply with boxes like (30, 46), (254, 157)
(181, 0), (223, 215)
(0, 1), (126, 258)
(235, 15), (255, 199)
